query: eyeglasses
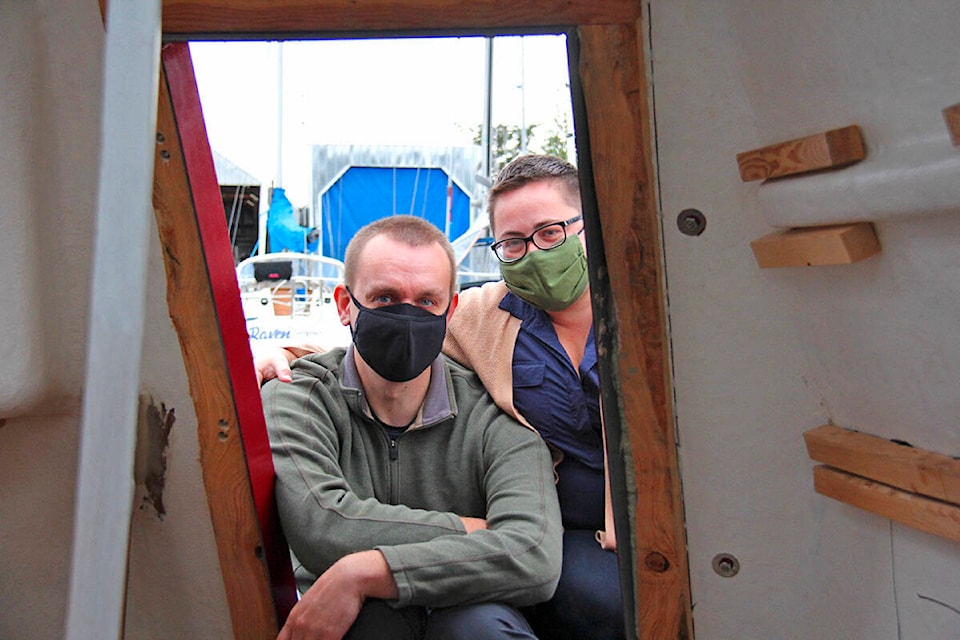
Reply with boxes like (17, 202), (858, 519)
(490, 215), (583, 264)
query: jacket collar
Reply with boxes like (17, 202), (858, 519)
(341, 344), (455, 429)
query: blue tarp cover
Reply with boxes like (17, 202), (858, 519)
(320, 166), (470, 262)
(267, 187), (318, 254)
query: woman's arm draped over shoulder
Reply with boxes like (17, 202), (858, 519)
(443, 282), (527, 425)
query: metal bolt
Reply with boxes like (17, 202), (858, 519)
(712, 553), (740, 578)
(677, 209), (707, 236)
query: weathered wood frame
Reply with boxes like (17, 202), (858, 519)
(151, 1), (691, 638)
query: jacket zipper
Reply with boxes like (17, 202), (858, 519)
(387, 431), (401, 504)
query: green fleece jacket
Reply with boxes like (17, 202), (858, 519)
(261, 346), (562, 608)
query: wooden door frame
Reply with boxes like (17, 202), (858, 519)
(152, 2), (691, 638)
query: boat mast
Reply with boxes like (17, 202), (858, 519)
(520, 37), (527, 153)
(258, 41), (285, 257)
(481, 37), (494, 182)
(276, 42), (284, 191)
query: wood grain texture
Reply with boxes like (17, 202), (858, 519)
(155, 43), (286, 638)
(161, 0), (642, 36)
(736, 125), (865, 182)
(804, 425), (960, 506)
(577, 20), (693, 640)
(750, 222), (880, 268)
(943, 102), (960, 147)
(813, 465), (960, 544)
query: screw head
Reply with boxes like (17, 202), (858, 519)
(677, 209), (707, 236)
(712, 553), (740, 578)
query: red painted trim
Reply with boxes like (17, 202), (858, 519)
(160, 41), (297, 622)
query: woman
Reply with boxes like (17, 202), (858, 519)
(260, 155), (623, 639)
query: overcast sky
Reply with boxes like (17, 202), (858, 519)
(190, 35), (573, 208)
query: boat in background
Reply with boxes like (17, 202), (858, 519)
(236, 251), (350, 350)
(222, 147), (500, 352)
(233, 220), (500, 352)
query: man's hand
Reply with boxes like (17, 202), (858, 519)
(277, 551), (398, 640)
(254, 348), (296, 385)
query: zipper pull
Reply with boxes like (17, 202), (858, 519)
(389, 437), (398, 461)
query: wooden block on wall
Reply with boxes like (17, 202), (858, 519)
(943, 102), (960, 147)
(750, 222), (880, 268)
(737, 125), (865, 182)
(804, 424), (960, 506)
(812, 465), (960, 545)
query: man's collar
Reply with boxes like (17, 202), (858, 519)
(341, 344), (363, 389)
(342, 345), (454, 428)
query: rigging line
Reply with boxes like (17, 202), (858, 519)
(409, 165), (422, 215)
(227, 185), (243, 247)
(326, 184), (339, 259)
(336, 180), (344, 258)
(393, 166), (397, 216)
(419, 168), (432, 218)
(322, 191), (331, 256)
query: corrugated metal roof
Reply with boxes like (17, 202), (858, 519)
(213, 150), (260, 186)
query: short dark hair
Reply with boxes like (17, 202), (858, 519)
(343, 215), (457, 293)
(487, 154), (581, 234)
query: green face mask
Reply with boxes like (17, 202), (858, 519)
(499, 234), (589, 311)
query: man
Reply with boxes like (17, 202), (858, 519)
(261, 215), (562, 640)
(259, 156), (623, 639)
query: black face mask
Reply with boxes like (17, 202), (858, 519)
(349, 292), (449, 383)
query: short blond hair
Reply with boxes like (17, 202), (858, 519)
(343, 215), (457, 293)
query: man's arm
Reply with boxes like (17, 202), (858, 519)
(277, 550), (397, 640)
(376, 410), (563, 609)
